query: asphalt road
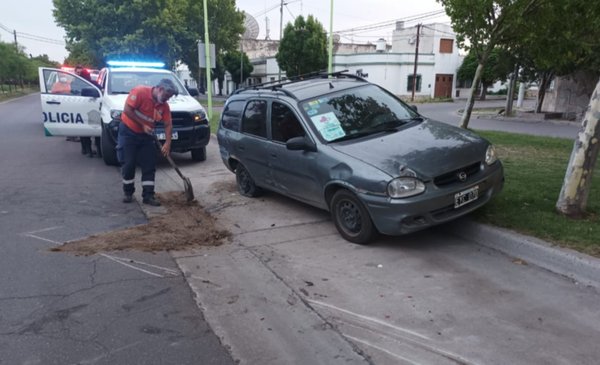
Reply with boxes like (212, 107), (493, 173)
(417, 98), (580, 139)
(0, 94), (233, 365)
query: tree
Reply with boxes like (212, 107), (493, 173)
(457, 48), (514, 100)
(223, 50), (253, 89)
(52, 0), (244, 73)
(512, 0), (600, 113)
(276, 15), (327, 78)
(437, 0), (541, 128)
(177, 0), (244, 85)
(556, 80), (600, 217)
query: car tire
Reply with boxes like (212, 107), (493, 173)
(330, 189), (376, 244)
(236, 164), (262, 197)
(101, 125), (119, 166)
(191, 147), (206, 161)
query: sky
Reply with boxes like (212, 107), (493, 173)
(0, 0), (449, 63)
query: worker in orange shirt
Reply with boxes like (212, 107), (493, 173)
(51, 75), (71, 94)
(117, 78), (177, 206)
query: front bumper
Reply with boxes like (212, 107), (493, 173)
(360, 162), (504, 236)
(107, 120), (210, 153)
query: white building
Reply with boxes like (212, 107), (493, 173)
(178, 22), (463, 99)
(244, 22), (462, 99)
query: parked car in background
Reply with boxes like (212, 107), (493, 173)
(38, 61), (210, 165)
(217, 71), (504, 244)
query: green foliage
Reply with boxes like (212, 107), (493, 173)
(458, 48), (514, 88)
(52, 0), (244, 72)
(0, 41), (58, 86)
(276, 15), (327, 78)
(473, 130), (600, 256)
(223, 50), (253, 87)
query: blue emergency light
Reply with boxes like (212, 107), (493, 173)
(106, 60), (166, 68)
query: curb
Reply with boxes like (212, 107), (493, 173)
(446, 219), (600, 289)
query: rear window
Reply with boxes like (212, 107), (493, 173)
(221, 100), (245, 132)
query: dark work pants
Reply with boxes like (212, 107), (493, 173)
(116, 123), (157, 199)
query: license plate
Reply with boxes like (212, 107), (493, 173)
(454, 185), (479, 208)
(156, 131), (178, 140)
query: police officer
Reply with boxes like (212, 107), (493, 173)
(118, 78), (177, 206)
(74, 65), (101, 157)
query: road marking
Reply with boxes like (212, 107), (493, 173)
(307, 299), (431, 341)
(100, 254), (179, 278)
(345, 335), (422, 365)
(21, 226), (63, 245)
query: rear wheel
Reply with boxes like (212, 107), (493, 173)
(101, 125), (119, 166)
(191, 146), (206, 161)
(330, 189), (376, 244)
(236, 163), (262, 197)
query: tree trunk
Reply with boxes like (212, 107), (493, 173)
(505, 64), (519, 116)
(555, 80), (600, 217)
(535, 72), (552, 113)
(479, 83), (488, 101)
(460, 62), (485, 129)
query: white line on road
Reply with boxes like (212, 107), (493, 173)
(307, 299), (431, 341)
(345, 334), (422, 365)
(21, 226), (63, 245)
(102, 254), (180, 276)
(100, 254), (164, 278)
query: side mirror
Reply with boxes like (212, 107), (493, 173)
(409, 104), (418, 112)
(286, 136), (317, 152)
(187, 87), (199, 97)
(81, 87), (100, 98)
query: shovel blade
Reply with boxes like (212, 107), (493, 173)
(183, 177), (194, 202)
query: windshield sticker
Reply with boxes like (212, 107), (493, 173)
(307, 109), (318, 116)
(311, 112), (346, 141)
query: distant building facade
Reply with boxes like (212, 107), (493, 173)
(238, 22), (462, 99)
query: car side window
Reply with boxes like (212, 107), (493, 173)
(221, 100), (245, 132)
(241, 100), (267, 138)
(44, 69), (91, 96)
(271, 102), (305, 143)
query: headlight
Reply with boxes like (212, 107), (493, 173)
(485, 145), (498, 165)
(387, 177), (426, 198)
(110, 109), (122, 120)
(192, 110), (207, 123)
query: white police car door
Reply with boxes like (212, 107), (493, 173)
(38, 67), (102, 137)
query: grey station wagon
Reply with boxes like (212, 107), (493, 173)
(217, 71), (504, 244)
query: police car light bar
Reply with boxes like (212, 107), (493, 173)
(106, 60), (165, 68)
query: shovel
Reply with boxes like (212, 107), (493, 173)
(154, 135), (195, 202)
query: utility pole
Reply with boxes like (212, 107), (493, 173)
(13, 30), (18, 51)
(202, 0), (213, 120)
(411, 23), (421, 102)
(278, 0), (284, 80)
(327, 0), (334, 75)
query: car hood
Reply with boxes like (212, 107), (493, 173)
(330, 119), (488, 178)
(106, 94), (205, 112)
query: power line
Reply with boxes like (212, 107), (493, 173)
(0, 22), (65, 45)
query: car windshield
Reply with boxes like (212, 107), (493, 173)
(300, 84), (421, 142)
(108, 71), (187, 95)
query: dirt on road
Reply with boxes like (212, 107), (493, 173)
(51, 192), (231, 255)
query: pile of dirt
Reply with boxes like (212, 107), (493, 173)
(51, 192), (231, 255)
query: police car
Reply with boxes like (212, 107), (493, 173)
(38, 60), (210, 165)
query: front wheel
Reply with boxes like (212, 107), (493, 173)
(236, 163), (262, 197)
(101, 125), (119, 166)
(330, 189), (376, 244)
(191, 146), (206, 161)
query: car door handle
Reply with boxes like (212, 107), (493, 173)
(46, 100), (61, 105)
(237, 146), (245, 151)
(270, 153), (277, 158)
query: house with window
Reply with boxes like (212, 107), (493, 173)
(201, 22), (462, 99)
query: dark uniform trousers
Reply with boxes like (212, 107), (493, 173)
(116, 123), (157, 199)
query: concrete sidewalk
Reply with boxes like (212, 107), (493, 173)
(142, 135), (600, 364)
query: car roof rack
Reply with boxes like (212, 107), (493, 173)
(232, 69), (367, 99)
